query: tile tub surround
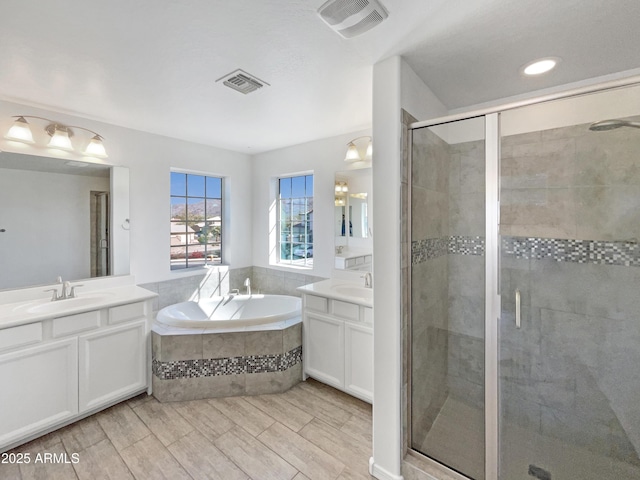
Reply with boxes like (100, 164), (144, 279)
(140, 266), (326, 313)
(152, 322), (303, 401)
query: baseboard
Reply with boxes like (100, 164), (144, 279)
(369, 457), (405, 480)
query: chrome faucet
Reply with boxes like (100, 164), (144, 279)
(244, 277), (251, 295)
(44, 277), (83, 301)
(362, 272), (372, 288)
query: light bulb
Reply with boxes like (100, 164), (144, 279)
(365, 140), (372, 161)
(47, 126), (73, 151)
(84, 135), (108, 158)
(6, 117), (35, 144)
(344, 142), (360, 162)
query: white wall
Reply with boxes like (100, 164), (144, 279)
(250, 129), (372, 280)
(0, 99), (253, 286)
(370, 56), (447, 480)
(0, 168), (109, 289)
(400, 59), (448, 122)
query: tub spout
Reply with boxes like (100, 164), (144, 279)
(244, 278), (251, 295)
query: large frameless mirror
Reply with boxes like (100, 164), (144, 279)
(0, 152), (130, 290)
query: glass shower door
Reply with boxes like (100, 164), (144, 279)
(499, 89), (640, 479)
(410, 117), (486, 479)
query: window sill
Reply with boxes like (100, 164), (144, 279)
(270, 262), (314, 272)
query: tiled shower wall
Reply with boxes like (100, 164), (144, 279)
(410, 119), (640, 466)
(410, 126), (451, 447)
(140, 266), (325, 313)
(499, 122), (640, 465)
(445, 138), (486, 410)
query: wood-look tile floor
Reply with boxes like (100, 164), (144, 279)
(1, 379), (374, 480)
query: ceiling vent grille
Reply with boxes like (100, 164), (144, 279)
(317, 0), (388, 38)
(216, 69), (270, 95)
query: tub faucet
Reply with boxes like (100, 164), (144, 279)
(362, 272), (372, 288)
(244, 278), (251, 295)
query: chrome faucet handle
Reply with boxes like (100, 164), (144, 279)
(69, 284), (84, 298)
(44, 288), (60, 301)
(62, 281), (72, 299)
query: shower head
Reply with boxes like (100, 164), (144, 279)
(589, 119), (640, 131)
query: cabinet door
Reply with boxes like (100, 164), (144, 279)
(344, 322), (373, 403)
(0, 338), (78, 449)
(304, 313), (344, 389)
(79, 320), (146, 413)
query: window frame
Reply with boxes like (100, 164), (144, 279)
(276, 173), (314, 268)
(169, 171), (224, 270)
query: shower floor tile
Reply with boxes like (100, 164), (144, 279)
(415, 395), (640, 480)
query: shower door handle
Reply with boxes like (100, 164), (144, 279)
(515, 289), (521, 329)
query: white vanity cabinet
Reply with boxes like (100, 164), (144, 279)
(0, 337), (79, 447)
(78, 319), (147, 412)
(0, 290), (154, 452)
(301, 292), (373, 403)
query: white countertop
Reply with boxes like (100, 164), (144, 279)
(297, 278), (373, 308)
(0, 285), (157, 330)
(335, 250), (372, 259)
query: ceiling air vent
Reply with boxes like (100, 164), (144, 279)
(317, 0), (388, 38)
(216, 69), (270, 95)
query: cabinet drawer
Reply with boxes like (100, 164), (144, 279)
(355, 256), (364, 265)
(331, 300), (359, 321)
(53, 311), (101, 338)
(109, 302), (145, 325)
(0, 323), (42, 352)
(364, 255), (372, 264)
(305, 295), (327, 313)
(345, 258), (357, 268)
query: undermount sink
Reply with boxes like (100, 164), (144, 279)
(14, 292), (117, 315)
(330, 284), (373, 300)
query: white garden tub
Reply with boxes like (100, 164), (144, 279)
(155, 294), (301, 329)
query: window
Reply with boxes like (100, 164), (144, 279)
(278, 174), (313, 267)
(170, 172), (223, 269)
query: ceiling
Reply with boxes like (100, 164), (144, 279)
(0, 0), (638, 154)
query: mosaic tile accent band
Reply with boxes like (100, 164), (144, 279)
(411, 237), (448, 264)
(152, 345), (303, 380)
(412, 236), (484, 264)
(448, 236), (485, 256)
(412, 235), (640, 267)
(503, 236), (640, 267)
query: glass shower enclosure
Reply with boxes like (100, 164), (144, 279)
(409, 83), (640, 480)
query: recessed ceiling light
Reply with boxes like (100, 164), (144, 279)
(522, 57), (561, 76)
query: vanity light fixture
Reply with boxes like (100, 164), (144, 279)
(5, 115), (108, 158)
(84, 134), (108, 158)
(344, 135), (372, 162)
(335, 181), (348, 193)
(46, 124), (73, 151)
(5, 116), (35, 144)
